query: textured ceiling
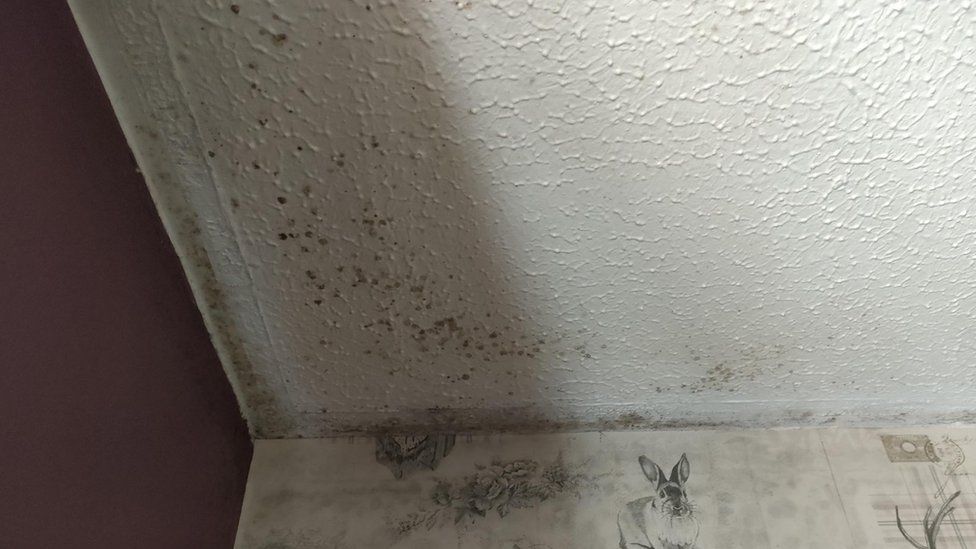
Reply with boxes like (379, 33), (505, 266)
(72, 0), (976, 437)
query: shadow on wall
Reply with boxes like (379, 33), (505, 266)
(268, 1), (797, 434)
(240, 1), (580, 434)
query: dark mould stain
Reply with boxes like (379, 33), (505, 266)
(277, 196), (287, 204)
(174, 211), (295, 437)
(375, 434), (456, 479)
(134, 124), (160, 140)
(613, 411), (646, 427)
(230, 4), (240, 14)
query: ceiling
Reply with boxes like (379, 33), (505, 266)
(72, 0), (976, 437)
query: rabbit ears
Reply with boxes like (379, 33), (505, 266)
(638, 453), (690, 486)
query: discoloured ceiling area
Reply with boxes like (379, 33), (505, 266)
(71, 0), (976, 437)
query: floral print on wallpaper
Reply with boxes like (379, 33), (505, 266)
(395, 458), (597, 536)
(235, 428), (976, 549)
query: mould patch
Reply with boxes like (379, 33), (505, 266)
(72, 0), (976, 437)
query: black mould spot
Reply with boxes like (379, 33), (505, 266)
(277, 196), (287, 204)
(207, 150), (216, 158)
(230, 4), (240, 14)
(278, 233), (288, 240)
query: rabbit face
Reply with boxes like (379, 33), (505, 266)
(656, 483), (690, 517)
(619, 454), (698, 549)
(639, 453), (692, 518)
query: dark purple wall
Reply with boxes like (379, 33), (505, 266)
(0, 3), (252, 548)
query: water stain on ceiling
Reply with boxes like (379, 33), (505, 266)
(71, 0), (976, 437)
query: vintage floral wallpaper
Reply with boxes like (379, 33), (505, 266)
(235, 428), (976, 548)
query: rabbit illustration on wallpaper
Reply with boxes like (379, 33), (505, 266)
(618, 453), (700, 549)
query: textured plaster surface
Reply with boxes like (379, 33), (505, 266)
(71, 0), (976, 437)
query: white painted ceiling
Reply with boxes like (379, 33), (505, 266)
(73, 0), (976, 437)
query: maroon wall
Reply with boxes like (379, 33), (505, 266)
(0, 3), (252, 548)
